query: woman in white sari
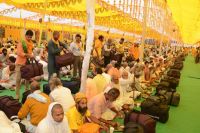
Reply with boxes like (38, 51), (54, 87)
(35, 102), (71, 133)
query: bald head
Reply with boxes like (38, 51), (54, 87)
(30, 81), (40, 92)
(122, 71), (128, 79)
(111, 74), (119, 84)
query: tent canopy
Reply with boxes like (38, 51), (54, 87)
(0, 0), (180, 42)
(167, 0), (200, 44)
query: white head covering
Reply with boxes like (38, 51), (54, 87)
(35, 102), (70, 133)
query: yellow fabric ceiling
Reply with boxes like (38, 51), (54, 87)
(2, 0), (157, 35)
(1, 0), (172, 40)
(167, 0), (200, 44)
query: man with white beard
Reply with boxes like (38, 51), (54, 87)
(119, 71), (141, 102)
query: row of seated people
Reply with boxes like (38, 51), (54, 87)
(0, 50), (178, 133)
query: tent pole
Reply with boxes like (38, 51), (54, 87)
(140, 0), (148, 62)
(38, 0), (48, 47)
(20, 9), (25, 40)
(80, 0), (95, 92)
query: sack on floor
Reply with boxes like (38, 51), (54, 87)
(124, 122), (144, 133)
(161, 77), (179, 90)
(21, 90), (32, 104)
(61, 80), (80, 94)
(141, 97), (170, 123)
(171, 62), (183, 70)
(159, 81), (170, 88)
(21, 59), (43, 80)
(0, 96), (21, 118)
(43, 80), (80, 95)
(156, 85), (171, 92)
(147, 95), (168, 105)
(166, 92), (180, 106)
(124, 111), (156, 133)
(167, 69), (181, 79)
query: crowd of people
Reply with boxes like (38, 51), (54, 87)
(0, 29), (189, 133)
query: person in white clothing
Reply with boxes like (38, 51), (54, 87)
(102, 64), (112, 84)
(0, 111), (22, 133)
(119, 62), (130, 76)
(49, 75), (75, 113)
(69, 34), (83, 78)
(35, 102), (71, 133)
(0, 56), (16, 90)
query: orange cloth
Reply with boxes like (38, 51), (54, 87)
(79, 123), (100, 133)
(129, 45), (139, 60)
(93, 39), (103, 57)
(108, 67), (120, 78)
(15, 40), (33, 65)
(18, 93), (50, 126)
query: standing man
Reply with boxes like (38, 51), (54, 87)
(15, 30), (34, 99)
(93, 35), (104, 60)
(70, 34), (83, 78)
(103, 38), (112, 67)
(48, 31), (65, 80)
(116, 38), (124, 67)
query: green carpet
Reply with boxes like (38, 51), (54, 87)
(0, 55), (200, 132)
(156, 55), (200, 133)
(0, 81), (47, 101)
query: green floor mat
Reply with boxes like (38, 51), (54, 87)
(1, 55), (200, 132)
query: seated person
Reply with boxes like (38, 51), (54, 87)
(88, 88), (122, 126)
(119, 71), (140, 100)
(0, 111), (22, 132)
(93, 67), (107, 94)
(35, 102), (71, 133)
(0, 56), (16, 90)
(143, 61), (151, 82)
(67, 93), (108, 133)
(49, 75), (75, 113)
(0, 64), (15, 90)
(31, 52), (48, 81)
(0, 48), (9, 68)
(102, 64), (112, 84)
(119, 62), (130, 76)
(85, 76), (98, 101)
(108, 61), (120, 78)
(18, 81), (50, 133)
(134, 73), (144, 93)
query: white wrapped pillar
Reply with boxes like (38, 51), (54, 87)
(140, 0), (148, 62)
(80, 0), (95, 92)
